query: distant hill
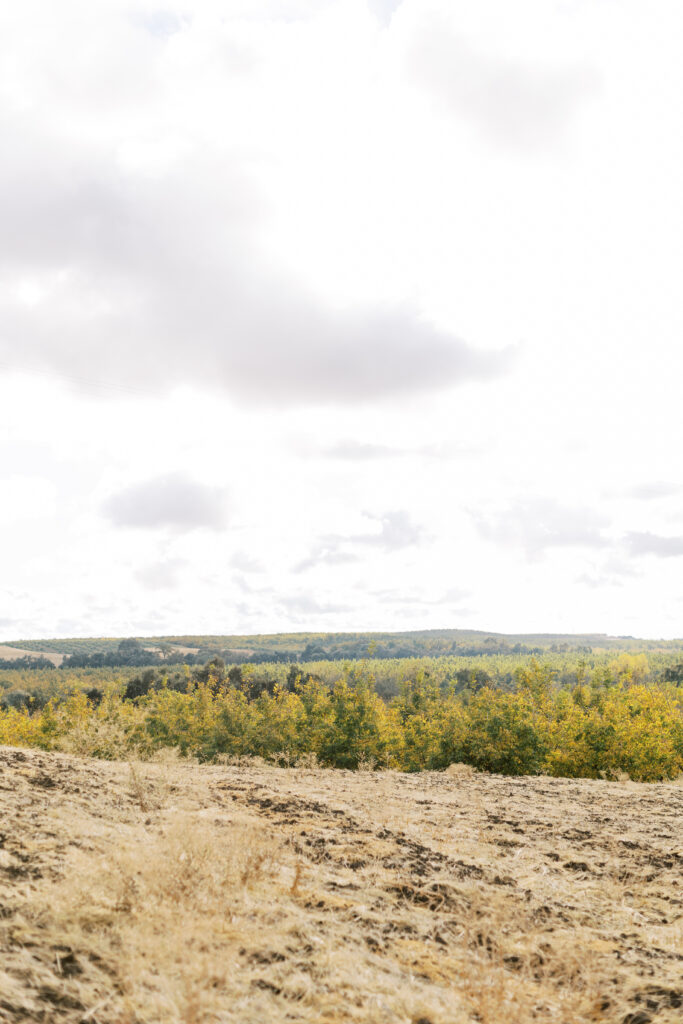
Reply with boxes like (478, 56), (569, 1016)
(0, 644), (64, 666)
(3, 628), (683, 669)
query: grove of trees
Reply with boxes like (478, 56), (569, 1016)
(2, 655), (683, 782)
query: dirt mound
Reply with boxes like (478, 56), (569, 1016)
(0, 746), (681, 1023)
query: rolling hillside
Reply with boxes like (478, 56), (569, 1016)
(5, 628), (683, 666)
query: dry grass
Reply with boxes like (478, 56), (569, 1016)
(0, 746), (681, 1024)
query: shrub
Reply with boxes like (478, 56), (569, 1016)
(1, 690), (33, 711)
(1, 659), (681, 781)
(459, 690), (550, 775)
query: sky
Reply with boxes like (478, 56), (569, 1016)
(1, 0), (683, 640)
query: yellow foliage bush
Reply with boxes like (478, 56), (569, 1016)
(1, 670), (682, 782)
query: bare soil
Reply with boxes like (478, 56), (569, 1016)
(0, 646), (64, 666)
(0, 746), (681, 1023)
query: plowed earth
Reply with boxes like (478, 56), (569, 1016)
(0, 745), (681, 1024)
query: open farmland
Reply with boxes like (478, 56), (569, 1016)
(0, 746), (681, 1024)
(0, 646), (64, 667)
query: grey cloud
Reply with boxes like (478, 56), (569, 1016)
(576, 555), (638, 588)
(134, 559), (185, 590)
(576, 571), (635, 591)
(320, 439), (478, 461)
(408, 18), (599, 149)
(232, 573), (275, 596)
(369, 585), (470, 608)
(103, 474), (228, 531)
(603, 555), (639, 579)
(625, 532), (683, 558)
(293, 547), (361, 574)
(323, 441), (404, 460)
(0, 117), (510, 406)
(229, 551), (266, 574)
(417, 441), (482, 459)
(277, 594), (352, 617)
(442, 586), (471, 605)
(474, 498), (609, 557)
(357, 510), (425, 550)
(233, 574), (253, 594)
(294, 510), (425, 572)
(575, 573), (605, 589)
(627, 483), (680, 500)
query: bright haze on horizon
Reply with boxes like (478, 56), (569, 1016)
(1, 0), (682, 640)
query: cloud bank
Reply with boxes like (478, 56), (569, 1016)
(0, 28), (510, 407)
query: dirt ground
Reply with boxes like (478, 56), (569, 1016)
(0, 745), (681, 1024)
(0, 646), (64, 666)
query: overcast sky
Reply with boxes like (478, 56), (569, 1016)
(2, 0), (683, 640)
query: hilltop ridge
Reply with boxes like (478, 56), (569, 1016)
(3, 627), (682, 668)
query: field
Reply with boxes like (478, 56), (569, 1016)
(1, 745), (681, 1024)
(0, 646), (64, 667)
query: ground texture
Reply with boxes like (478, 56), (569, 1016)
(0, 745), (681, 1023)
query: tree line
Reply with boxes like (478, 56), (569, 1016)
(2, 658), (682, 782)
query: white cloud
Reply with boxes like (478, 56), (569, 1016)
(322, 440), (405, 460)
(318, 439), (478, 460)
(625, 533), (683, 558)
(357, 510), (425, 550)
(277, 594), (352, 618)
(626, 483), (680, 501)
(103, 474), (228, 531)
(134, 558), (186, 590)
(0, 6), (510, 406)
(294, 510), (425, 572)
(474, 499), (609, 558)
(407, 13), (599, 149)
(229, 551), (266, 574)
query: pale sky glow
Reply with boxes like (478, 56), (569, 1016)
(1, 0), (683, 640)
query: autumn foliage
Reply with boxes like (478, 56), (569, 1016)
(1, 658), (682, 781)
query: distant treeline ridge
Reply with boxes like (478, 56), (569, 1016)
(2, 636), (587, 671)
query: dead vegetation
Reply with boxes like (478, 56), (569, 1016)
(0, 745), (681, 1023)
